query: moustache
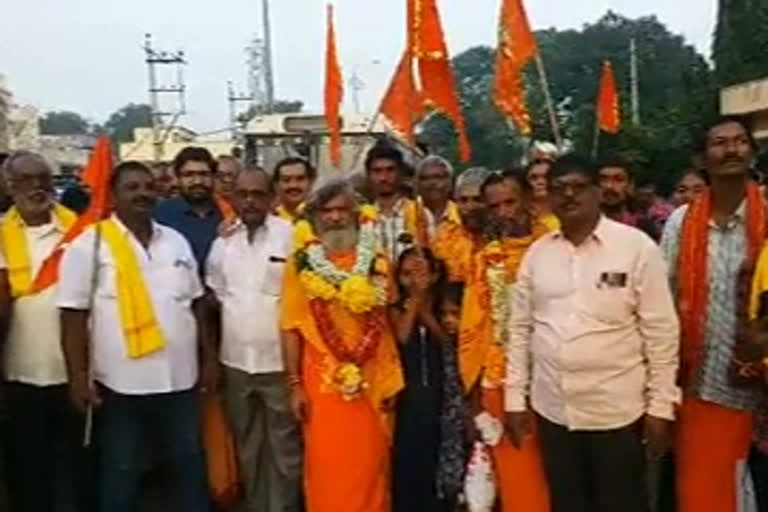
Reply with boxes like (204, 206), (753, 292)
(285, 188), (303, 195)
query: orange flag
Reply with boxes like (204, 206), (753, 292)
(493, 0), (537, 135)
(31, 135), (113, 292)
(597, 60), (621, 134)
(324, 3), (343, 168)
(379, 52), (425, 145)
(412, 0), (472, 162)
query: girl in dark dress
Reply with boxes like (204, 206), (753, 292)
(391, 248), (448, 512)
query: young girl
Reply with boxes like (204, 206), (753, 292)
(391, 247), (448, 512)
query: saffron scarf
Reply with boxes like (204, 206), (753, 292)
(214, 195), (237, 223)
(677, 182), (766, 384)
(1, 204), (76, 297)
(99, 219), (166, 359)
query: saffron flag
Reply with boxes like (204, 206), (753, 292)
(493, 0), (537, 135)
(597, 60), (621, 134)
(324, 3), (344, 167)
(413, 0), (471, 162)
(31, 135), (113, 292)
(379, 52), (424, 145)
(379, 0), (471, 161)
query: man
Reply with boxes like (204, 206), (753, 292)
(598, 156), (637, 224)
(280, 179), (403, 512)
(634, 178), (674, 235)
(366, 144), (430, 261)
(415, 155), (457, 235)
(272, 157), (315, 222)
(661, 116), (764, 512)
(150, 162), (176, 199)
(155, 146), (235, 268)
(599, 158), (661, 240)
(506, 154), (680, 512)
(459, 170), (550, 512)
(432, 167), (491, 283)
(215, 155), (242, 203)
(0, 152), (92, 512)
(58, 161), (216, 512)
(206, 168), (301, 512)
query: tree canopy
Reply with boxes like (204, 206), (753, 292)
(101, 103), (152, 143)
(39, 111), (91, 135)
(714, 0), (768, 87)
(421, 11), (717, 193)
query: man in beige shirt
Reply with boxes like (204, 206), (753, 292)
(504, 154), (680, 512)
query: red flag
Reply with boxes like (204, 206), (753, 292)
(493, 0), (537, 135)
(324, 3), (344, 167)
(31, 135), (113, 292)
(597, 60), (621, 134)
(413, 0), (471, 162)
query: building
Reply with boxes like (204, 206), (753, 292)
(720, 77), (768, 145)
(119, 126), (234, 163)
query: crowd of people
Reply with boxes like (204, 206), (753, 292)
(0, 115), (766, 512)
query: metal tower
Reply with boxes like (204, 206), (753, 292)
(143, 33), (187, 161)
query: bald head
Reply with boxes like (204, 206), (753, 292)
(3, 151), (55, 222)
(232, 166), (273, 228)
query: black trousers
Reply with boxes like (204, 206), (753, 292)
(537, 414), (649, 512)
(4, 382), (97, 512)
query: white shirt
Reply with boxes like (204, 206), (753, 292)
(0, 221), (68, 386)
(505, 217), (680, 430)
(57, 216), (204, 395)
(206, 216), (292, 374)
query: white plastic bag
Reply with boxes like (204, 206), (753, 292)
(474, 411), (504, 447)
(464, 441), (496, 512)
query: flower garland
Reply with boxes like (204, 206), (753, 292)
(482, 241), (509, 348)
(293, 204), (386, 314)
(310, 300), (386, 400)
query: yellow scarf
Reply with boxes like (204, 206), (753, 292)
(275, 203), (305, 222)
(1, 204), (76, 298)
(100, 219), (166, 359)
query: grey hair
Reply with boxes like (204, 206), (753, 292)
(416, 155), (454, 177)
(305, 177), (359, 218)
(2, 150), (52, 177)
(235, 165), (273, 193)
(455, 167), (492, 192)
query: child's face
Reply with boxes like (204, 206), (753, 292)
(398, 253), (434, 290)
(439, 300), (461, 337)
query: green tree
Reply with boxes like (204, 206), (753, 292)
(39, 111), (91, 135)
(102, 103), (152, 143)
(421, 11), (717, 192)
(713, 0), (768, 87)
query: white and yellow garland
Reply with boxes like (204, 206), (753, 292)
(293, 204), (387, 313)
(483, 241), (510, 348)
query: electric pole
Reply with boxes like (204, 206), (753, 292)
(227, 81), (253, 141)
(630, 37), (640, 126)
(144, 33), (187, 161)
(261, 0), (275, 113)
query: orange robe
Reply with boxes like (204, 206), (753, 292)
(432, 219), (480, 283)
(280, 252), (403, 512)
(459, 224), (551, 512)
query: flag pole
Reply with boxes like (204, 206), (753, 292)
(533, 53), (562, 149)
(83, 221), (103, 447)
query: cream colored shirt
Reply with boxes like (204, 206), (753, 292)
(0, 222), (67, 386)
(57, 216), (203, 395)
(206, 216), (292, 374)
(505, 217), (680, 430)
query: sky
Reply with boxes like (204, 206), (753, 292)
(1, 0), (717, 133)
